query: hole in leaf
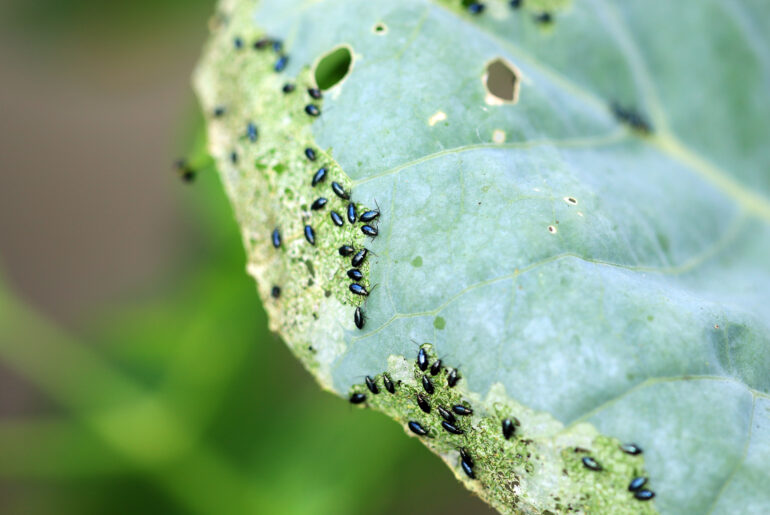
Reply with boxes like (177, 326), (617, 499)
(373, 22), (387, 34)
(313, 45), (353, 90)
(484, 58), (521, 104)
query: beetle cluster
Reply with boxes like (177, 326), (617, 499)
(346, 345), (538, 482)
(304, 146), (381, 329)
(227, 32), (381, 329)
(349, 345), (484, 479)
(578, 444), (656, 502)
(346, 346), (655, 504)
(459, 0), (553, 25)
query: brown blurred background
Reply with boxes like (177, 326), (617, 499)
(0, 1), (494, 513)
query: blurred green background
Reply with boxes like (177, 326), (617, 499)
(0, 1), (493, 513)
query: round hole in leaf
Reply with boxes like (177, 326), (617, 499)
(313, 45), (353, 90)
(373, 22), (388, 34)
(484, 57), (520, 104)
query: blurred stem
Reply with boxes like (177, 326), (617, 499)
(0, 279), (268, 514)
(0, 418), (126, 477)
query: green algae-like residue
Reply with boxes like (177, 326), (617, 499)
(194, 0), (371, 387)
(350, 345), (656, 514)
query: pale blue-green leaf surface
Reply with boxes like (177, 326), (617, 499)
(196, 0), (770, 513)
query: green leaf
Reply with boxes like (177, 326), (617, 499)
(194, 0), (770, 513)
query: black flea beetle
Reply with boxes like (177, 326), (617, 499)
(312, 167), (327, 186)
(350, 393), (366, 404)
(271, 286), (281, 298)
(351, 249), (368, 267)
(430, 359), (442, 376)
(461, 458), (475, 479)
(365, 376), (379, 394)
(332, 181), (349, 200)
(304, 147), (317, 161)
(628, 477), (647, 492)
(347, 203), (357, 224)
(416, 393), (431, 414)
(273, 55), (289, 72)
(581, 456), (602, 471)
(330, 211), (344, 227)
(610, 103), (652, 133)
(452, 405), (473, 416)
(311, 197), (328, 210)
(362, 225), (378, 237)
(354, 307), (365, 329)
(349, 284), (369, 296)
(383, 373), (395, 394)
(272, 228), (281, 248)
(339, 245), (355, 256)
(437, 406), (455, 424)
(347, 269), (364, 281)
(274, 55), (288, 72)
(422, 375), (435, 395)
(246, 122), (258, 142)
(175, 159), (195, 183)
(417, 348), (429, 371)
(447, 368), (460, 387)
(408, 421), (428, 436)
(305, 104), (320, 116)
(459, 448), (474, 468)
(634, 490), (655, 501)
(308, 87), (322, 99)
(254, 37), (270, 49)
(282, 83), (295, 93)
(304, 225), (316, 245)
(468, 2), (485, 14)
(360, 210), (379, 223)
(502, 418), (515, 440)
(620, 443), (643, 455)
(441, 421), (464, 435)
